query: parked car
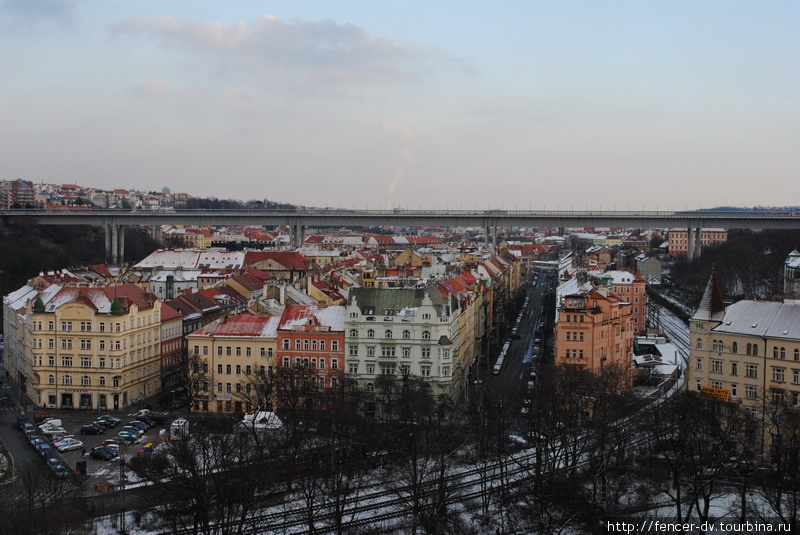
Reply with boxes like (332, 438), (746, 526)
(36, 443), (54, 458)
(90, 446), (116, 461)
(122, 425), (143, 437)
(52, 435), (77, 447)
(80, 424), (104, 435)
(130, 420), (150, 431)
(139, 415), (157, 426)
(104, 443), (120, 455)
(99, 415), (121, 426)
(117, 432), (137, 444)
(16, 415), (31, 430)
(50, 463), (71, 479)
(39, 418), (62, 428)
(92, 420), (109, 430)
(40, 426), (66, 437)
(30, 437), (47, 450)
(21, 422), (37, 435)
(102, 438), (121, 447)
(31, 412), (50, 423)
(136, 442), (154, 455)
(56, 439), (83, 452)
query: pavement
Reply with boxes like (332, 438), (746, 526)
(0, 353), (184, 494)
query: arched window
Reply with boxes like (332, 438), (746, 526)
(367, 329), (374, 339)
(99, 376), (106, 386)
(349, 329), (358, 338)
(696, 338), (703, 350)
(81, 375), (91, 386)
(366, 383), (375, 393)
(385, 330), (393, 338)
(48, 374), (54, 385)
(732, 342), (738, 353)
(746, 343), (752, 356)
(774, 346), (779, 359)
(423, 331), (431, 340)
(753, 345), (759, 356)
(781, 347), (786, 359)
(795, 348), (799, 361)
(402, 330), (410, 339)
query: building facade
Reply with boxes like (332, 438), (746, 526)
(601, 270), (647, 334)
(4, 284), (163, 410)
(186, 314), (279, 413)
(667, 229), (728, 257)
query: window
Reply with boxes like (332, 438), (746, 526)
(48, 355), (54, 366)
(217, 364), (223, 374)
(350, 329), (358, 337)
(246, 347), (251, 357)
(385, 330), (393, 338)
(81, 375), (91, 386)
(283, 357), (290, 367)
(332, 358), (339, 370)
(402, 330), (410, 339)
(772, 389), (785, 405)
(366, 364), (375, 374)
(695, 358), (703, 372)
(732, 342), (738, 353)
(773, 367), (785, 383)
(793, 370), (799, 385)
(283, 339), (290, 350)
(420, 365), (431, 377)
(62, 356), (73, 367)
(320, 341), (325, 351)
(774, 346), (779, 359)
(62, 375), (72, 385)
(753, 345), (759, 356)
(712, 360), (722, 374)
(331, 341), (338, 351)
(696, 338), (703, 350)
(441, 366), (450, 377)
(381, 346), (396, 358)
(112, 376), (120, 387)
(731, 384), (737, 397)
(366, 383), (375, 392)
(99, 376), (106, 386)
(304, 340), (309, 351)
(381, 364), (395, 375)
(402, 347), (411, 358)
(349, 362), (358, 374)
(367, 329), (375, 339)
(400, 364), (410, 376)
(349, 345), (358, 356)
(48, 374), (54, 384)
(235, 365), (241, 375)
(745, 364), (758, 379)
(367, 346), (375, 357)
(331, 377), (339, 388)
(422, 331), (431, 340)
(217, 383), (223, 393)
(246, 365), (251, 375)
(226, 364), (232, 374)
(319, 359), (325, 369)
(421, 348), (431, 358)
(442, 349), (450, 359)
(795, 349), (800, 361)
(422, 313), (431, 320)
(746, 343), (752, 356)
(731, 362), (738, 376)
(81, 357), (91, 368)
(312, 340), (317, 351)
(781, 347), (786, 360)
(566, 332), (571, 342)
(217, 346), (223, 356)
(226, 383), (232, 393)
(226, 346), (232, 356)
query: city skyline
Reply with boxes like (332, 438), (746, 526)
(1, 1), (798, 209)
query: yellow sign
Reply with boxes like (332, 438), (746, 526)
(701, 386), (730, 403)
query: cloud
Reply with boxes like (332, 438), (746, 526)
(380, 121), (416, 141)
(111, 14), (437, 88)
(0, 0), (73, 24)
(137, 79), (174, 97)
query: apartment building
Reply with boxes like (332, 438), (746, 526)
(276, 305), (346, 402)
(601, 270), (647, 334)
(554, 287), (635, 385)
(668, 228), (728, 257)
(3, 283), (163, 410)
(186, 314), (280, 413)
(687, 264), (800, 418)
(344, 287), (467, 400)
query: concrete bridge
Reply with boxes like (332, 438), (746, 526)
(2, 208), (798, 263)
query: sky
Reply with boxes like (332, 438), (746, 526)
(1, 1), (798, 210)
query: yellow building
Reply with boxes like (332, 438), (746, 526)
(186, 315), (280, 413)
(8, 284), (163, 410)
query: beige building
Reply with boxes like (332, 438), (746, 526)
(186, 315), (280, 413)
(4, 283), (163, 410)
(688, 271), (800, 418)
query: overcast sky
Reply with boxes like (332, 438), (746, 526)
(1, 1), (797, 209)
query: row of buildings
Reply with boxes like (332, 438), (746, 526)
(3, 242), (523, 414)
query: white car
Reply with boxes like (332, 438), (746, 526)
(41, 426), (66, 436)
(56, 438), (84, 452)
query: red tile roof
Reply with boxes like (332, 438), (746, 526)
(191, 315), (272, 337)
(244, 251), (308, 271)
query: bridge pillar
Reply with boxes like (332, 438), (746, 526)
(687, 226), (694, 261)
(484, 226), (489, 249)
(493, 224), (498, 250)
(111, 225), (119, 264)
(118, 225), (125, 264)
(104, 223), (111, 262)
(694, 225), (702, 260)
(299, 224), (306, 247)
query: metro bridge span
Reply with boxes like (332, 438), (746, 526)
(2, 208), (798, 262)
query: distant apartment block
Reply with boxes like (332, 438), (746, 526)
(668, 228), (728, 257)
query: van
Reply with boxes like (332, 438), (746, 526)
(136, 409), (151, 418)
(39, 419), (62, 429)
